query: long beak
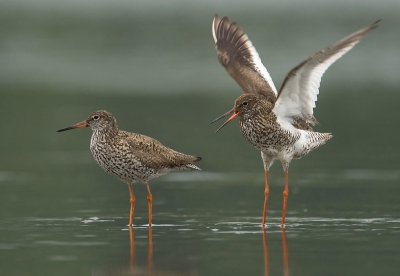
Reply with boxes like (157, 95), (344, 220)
(211, 108), (234, 124)
(57, 121), (89, 132)
(215, 111), (239, 133)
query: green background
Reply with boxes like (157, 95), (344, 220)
(1, 0), (399, 275)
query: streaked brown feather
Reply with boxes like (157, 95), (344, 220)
(123, 132), (201, 169)
(213, 15), (277, 103)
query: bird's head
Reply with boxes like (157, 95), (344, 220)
(212, 94), (270, 132)
(57, 110), (118, 133)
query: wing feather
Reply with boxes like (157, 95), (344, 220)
(121, 132), (201, 170)
(212, 14), (277, 102)
(273, 20), (380, 128)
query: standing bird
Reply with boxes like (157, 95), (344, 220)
(57, 110), (201, 226)
(211, 15), (379, 227)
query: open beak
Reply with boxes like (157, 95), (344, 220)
(57, 121), (89, 132)
(214, 110), (239, 133)
(211, 108), (234, 124)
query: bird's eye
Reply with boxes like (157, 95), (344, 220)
(242, 101), (248, 106)
(93, 115), (100, 120)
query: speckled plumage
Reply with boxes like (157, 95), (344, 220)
(57, 110), (201, 226)
(212, 15), (379, 227)
(87, 111), (201, 183)
(233, 94), (332, 170)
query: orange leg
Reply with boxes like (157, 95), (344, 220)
(128, 183), (135, 226)
(146, 182), (153, 226)
(262, 170), (270, 225)
(281, 171), (289, 227)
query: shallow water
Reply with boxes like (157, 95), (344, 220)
(1, 0), (400, 275)
(2, 204), (400, 275)
(2, 167), (400, 275)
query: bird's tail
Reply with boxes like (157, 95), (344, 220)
(308, 132), (332, 152)
(194, 156), (202, 162)
(186, 163), (202, 171)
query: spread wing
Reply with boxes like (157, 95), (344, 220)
(212, 14), (278, 103)
(273, 20), (380, 129)
(121, 132), (201, 170)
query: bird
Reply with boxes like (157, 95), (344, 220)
(211, 15), (379, 227)
(57, 110), (201, 226)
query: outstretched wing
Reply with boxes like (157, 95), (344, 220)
(273, 20), (380, 129)
(212, 14), (277, 103)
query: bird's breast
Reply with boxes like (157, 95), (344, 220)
(89, 138), (152, 182)
(239, 118), (299, 152)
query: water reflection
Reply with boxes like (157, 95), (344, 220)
(148, 226), (154, 276)
(129, 226), (135, 273)
(262, 227), (269, 276)
(128, 226), (154, 275)
(3, 215), (400, 275)
(282, 229), (289, 276)
(127, 224), (290, 276)
(262, 227), (289, 276)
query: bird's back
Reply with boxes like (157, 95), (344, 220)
(90, 130), (201, 183)
(120, 131), (201, 169)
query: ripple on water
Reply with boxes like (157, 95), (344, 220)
(0, 243), (17, 250)
(47, 255), (78, 261)
(34, 240), (107, 246)
(7, 214), (400, 243)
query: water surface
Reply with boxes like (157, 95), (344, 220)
(1, 0), (400, 275)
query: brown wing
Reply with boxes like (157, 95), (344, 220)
(121, 132), (201, 170)
(212, 14), (277, 103)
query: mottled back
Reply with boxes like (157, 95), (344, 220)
(120, 132), (201, 170)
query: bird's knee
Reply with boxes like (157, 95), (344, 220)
(283, 189), (289, 197)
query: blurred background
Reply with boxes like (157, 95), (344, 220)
(1, 0), (399, 275)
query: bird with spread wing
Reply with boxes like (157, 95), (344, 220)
(211, 15), (380, 227)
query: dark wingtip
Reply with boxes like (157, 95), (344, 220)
(195, 157), (202, 162)
(369, 19), (381, 30)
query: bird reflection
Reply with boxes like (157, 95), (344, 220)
(148, 226), (154, 276)
(262, 227), (289, 276)
(96, 225), (199, 275)
(129, 226), (135, 273)
(262, 226), (269, 276)
(282, 229), (289, 276)
(128, 226), (154, 275)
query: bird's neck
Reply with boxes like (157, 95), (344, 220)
(240, 108), (277, 130)
(92, 128), (118, 143)
(242, 106), (273, 121)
